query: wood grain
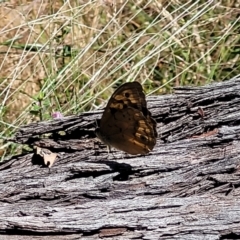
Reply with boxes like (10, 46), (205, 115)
(1, 75), (240, 239)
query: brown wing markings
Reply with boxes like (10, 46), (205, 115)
(112, 108), (156, 151)
(110, 82), (146, 111)
(96, 82), (157, 155)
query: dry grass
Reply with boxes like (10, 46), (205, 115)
(0, 0), (240, 159)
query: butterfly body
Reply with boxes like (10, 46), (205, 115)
(96, 82), (157, 155)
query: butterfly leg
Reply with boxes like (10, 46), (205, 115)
(107, 145), (119, 159)
(107, 145), (111, 154)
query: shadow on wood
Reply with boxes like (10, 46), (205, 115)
(1, 75), (240, 239)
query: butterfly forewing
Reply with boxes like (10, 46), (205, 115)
(96, 82), (157, 155)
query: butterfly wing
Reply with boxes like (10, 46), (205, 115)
(109, 82), (147, 112)
(97, 107), (156, 154)
(96, 82), (157, 155)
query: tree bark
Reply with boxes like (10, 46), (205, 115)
(1, 76), (240, 239)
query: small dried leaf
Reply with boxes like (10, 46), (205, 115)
(36, 147), (57, 168)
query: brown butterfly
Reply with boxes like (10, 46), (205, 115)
(95, 82), (157, 155)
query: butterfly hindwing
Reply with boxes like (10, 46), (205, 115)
(96, 82), (157, 155)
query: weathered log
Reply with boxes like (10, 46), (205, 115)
(1, 75), (240, 239)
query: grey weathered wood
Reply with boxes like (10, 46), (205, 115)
(1, 75), (240, 239)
